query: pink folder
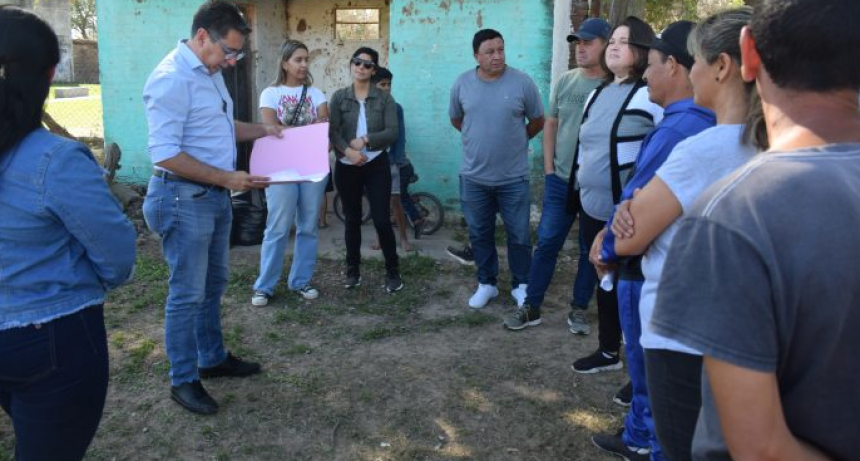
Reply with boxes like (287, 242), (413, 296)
(249, 122), (330, 183)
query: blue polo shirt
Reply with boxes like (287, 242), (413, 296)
(601, 98), (715, 262)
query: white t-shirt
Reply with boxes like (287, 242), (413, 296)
(639, 124), (757, 353)
(259, 84), (327, 127)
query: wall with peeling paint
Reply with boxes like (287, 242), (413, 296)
(389, 0), (554, 207)
(284, 0), (390, 98)
(97, 0), (203, 181)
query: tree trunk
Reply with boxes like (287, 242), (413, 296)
(604, 0), (646, 26)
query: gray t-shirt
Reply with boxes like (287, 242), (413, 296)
(577, 83), (656, 220)
(449, 66), (544, 186)
(547, 68), (603, 181)
(652, 143), (860, 461)
(639, 125), (756, 353)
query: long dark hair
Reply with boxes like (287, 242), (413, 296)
(0, 6), (60, 155)
(690, 7), (768, 149)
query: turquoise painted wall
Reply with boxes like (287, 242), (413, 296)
(97, 0), (201, 182)
(388, 0), (554, 208)
(98, 0), (554, 192)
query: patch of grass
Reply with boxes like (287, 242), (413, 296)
(135, 254), (169, 282)
(224, 325), (253, 357)
(283, 343), (313, 356)
(116, 337), (157, 376)
(399, 254), (438, 278)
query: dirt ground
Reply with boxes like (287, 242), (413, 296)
(0, 229), (626, 461)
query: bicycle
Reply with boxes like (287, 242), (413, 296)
(332, 173), (444, 236)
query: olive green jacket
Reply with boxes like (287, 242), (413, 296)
(328, 84), (399, 159)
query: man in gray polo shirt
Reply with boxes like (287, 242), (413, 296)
(449, 29), (544, 309)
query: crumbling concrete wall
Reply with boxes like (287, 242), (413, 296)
(281, 0), (391, 98)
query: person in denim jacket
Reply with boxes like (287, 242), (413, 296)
(0, 7), (136, 460)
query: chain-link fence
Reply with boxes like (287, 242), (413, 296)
(44, 83), (103, 149)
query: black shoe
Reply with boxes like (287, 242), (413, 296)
(571, 349), (622, 374)
(344, 267), (361, 289)
(170, 380), (218, 415)
(592, 429), (650, 461)
(198, 352), (261, 379)
(446, 245), (474, 265)
(503, 303), (542, 330)
(613, 380), (633, 407)
(385, 269), (404, 293)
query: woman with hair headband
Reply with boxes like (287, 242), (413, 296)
(0, 6), (136, 459)
(252, 40), (329, 307)
(329, 47), (402, 292)
(610, 8), (764, 460)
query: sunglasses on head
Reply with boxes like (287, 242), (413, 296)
(351, 58), (375, 69)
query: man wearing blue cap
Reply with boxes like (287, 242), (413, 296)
(503, 18), (609, 332)
(589, 20), (716, 461)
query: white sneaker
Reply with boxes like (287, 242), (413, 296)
(511, 284), (527, 307)
(468, 284), (499, 309)
(251, 291), (270, 307)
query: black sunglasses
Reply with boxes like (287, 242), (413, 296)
(351, 57), (375, 69)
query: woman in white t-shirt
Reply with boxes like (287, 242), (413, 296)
(610, 8), (766, 460)
(251, 40), (329, 307)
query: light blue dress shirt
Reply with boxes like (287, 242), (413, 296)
(143, 40), (236, 172)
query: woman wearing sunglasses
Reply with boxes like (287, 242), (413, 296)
(329, 47), (402, 292)
(251, 40), (329, 307)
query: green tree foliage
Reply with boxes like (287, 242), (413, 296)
(595, 0), (746, 31)
(70, 0), (96, 40)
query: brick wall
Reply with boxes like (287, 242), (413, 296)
(73, 39), (99, 84)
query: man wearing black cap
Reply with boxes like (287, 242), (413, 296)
(589, 20), (716, 461)
(503, 17), (609, 332)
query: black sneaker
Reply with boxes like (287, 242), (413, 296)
(170, 380), (218, 415)
(613, 380), (633, 407)
(446, 245), (474, 265)
(199, 352), (261, 379)
(592, 429), (650, 461)
(571, 349), (622, 374)
(503, 303), (542, 330)
(344, 267), (361, 289)
(385, 270), (404, 293)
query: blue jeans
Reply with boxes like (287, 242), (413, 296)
(254, 180), (327, 295)
(527, 173), (597, 309)
(460, 176), (532, 287)
(0, 306), (108, 461)
(143, 177), (229, 386)
(618, 279), (665, 461)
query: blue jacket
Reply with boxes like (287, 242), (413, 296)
(388, 103), (408, 166)
(0, 129), (137, 329)
(601, 98), (715, 263)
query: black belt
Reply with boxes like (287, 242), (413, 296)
(153, 169), (226, 192)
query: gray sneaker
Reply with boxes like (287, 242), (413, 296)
(503, 304), (542, 330)
(567, 307), (590, 335)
